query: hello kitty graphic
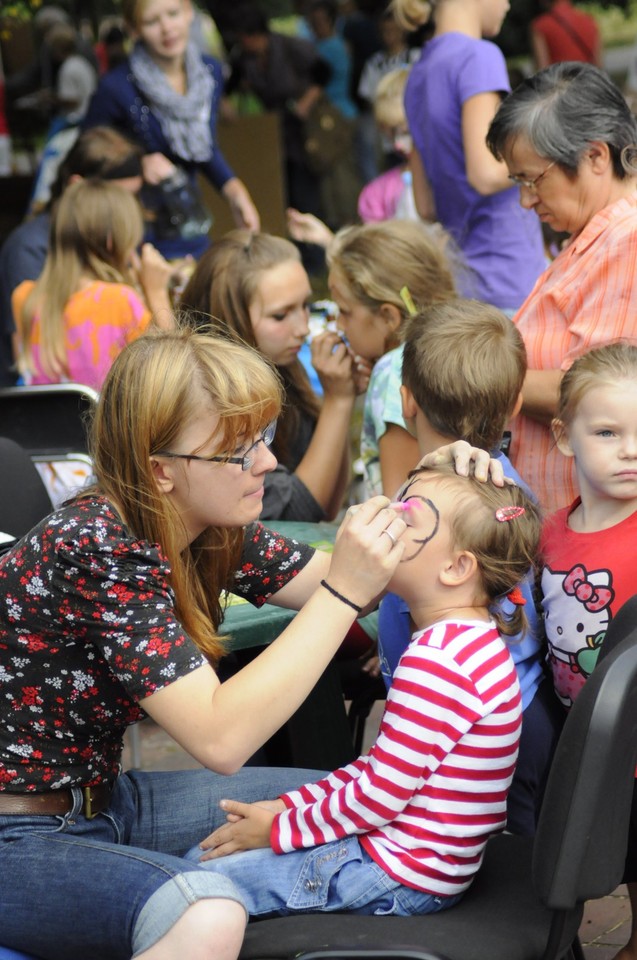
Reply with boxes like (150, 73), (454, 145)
(541, 563), (614, 708)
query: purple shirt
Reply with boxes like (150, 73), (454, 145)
(405, 33), (545, 310)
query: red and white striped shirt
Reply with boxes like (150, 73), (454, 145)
(272, 619), (522, 897)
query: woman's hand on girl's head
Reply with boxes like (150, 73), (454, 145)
(327, 496), (407, 609)
(418, 441), (506, 485)
(311, 331), (356, 398)
(141, 152), (177, 185)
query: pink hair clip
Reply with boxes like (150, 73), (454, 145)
(495, 506), (526, 523)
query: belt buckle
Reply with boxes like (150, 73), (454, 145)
(83, 785), (98, 820)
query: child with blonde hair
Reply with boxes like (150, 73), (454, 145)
(541, 340), (637, 960)
(542, 341), (637, 703)
(12, 178), (173, 390)
(357, 67), (418, 224)
(187, 463), (541, 918)
(327, 218), (457, 498)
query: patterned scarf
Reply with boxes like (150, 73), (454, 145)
(130, 41), (214, 163)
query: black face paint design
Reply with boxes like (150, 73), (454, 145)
(399, 476), (440, 562)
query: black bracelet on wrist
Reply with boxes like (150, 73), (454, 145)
(320, 579), (362, 613)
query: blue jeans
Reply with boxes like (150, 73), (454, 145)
(0, 766), (320, 959)
(186, 836), (463, 918)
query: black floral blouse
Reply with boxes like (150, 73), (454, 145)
(0, 497), (313, 792)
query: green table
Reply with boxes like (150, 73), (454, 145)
(219, 520), (379, 771)
(219, 520), (377, 650)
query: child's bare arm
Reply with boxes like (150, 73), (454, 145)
(379, 423), (420, 498)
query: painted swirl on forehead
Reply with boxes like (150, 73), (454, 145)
(399, 476), (440, 562)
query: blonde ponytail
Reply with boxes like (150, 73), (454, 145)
(390, 0), (434, 32)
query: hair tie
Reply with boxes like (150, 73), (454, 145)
(495, 506), (526, 522)
(507, 587), (527, 606)
(320, 580), (362, 613)
(399, 285), (417, 317)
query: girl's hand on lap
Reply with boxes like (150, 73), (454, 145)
(196, 800), (277, 859)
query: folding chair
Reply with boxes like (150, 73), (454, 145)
(0, 437), (52, 543)
(0, 387), (144, 772)
(0, 383), (97, 456)
(239, 614), (637, 960)
(0, 383), (98, 505)
(596, 593), (637, 666)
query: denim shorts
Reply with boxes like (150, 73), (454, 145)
(0, 766), (321, 959)
(187, 835), (463, 918)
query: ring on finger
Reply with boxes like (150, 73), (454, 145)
(380, 528), (397, 545)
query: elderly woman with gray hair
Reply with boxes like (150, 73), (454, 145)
(486, 61), (637, 514)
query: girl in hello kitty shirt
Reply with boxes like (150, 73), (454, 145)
(542, 341), (637, 960)
(541, 341), (637, 713)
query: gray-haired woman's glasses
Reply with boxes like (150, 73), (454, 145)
(508, 161), (556, 192)
(155, 420), (277, 471)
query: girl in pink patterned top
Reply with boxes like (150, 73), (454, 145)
(11, 178), (174, 390)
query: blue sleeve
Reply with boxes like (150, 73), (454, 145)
(198, 56), (235, 189)
(83, 66), (133, 132)
(0, 217), (49, 336)
(457, 39), (510, 104)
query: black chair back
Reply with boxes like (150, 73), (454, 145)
(597, 594), (637, 666)
(0, 437), (52, 541)
(534, 612), (637, 908)
(0, 384), (97, 457)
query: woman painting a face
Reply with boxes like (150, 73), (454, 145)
(0, 326), (408, 960)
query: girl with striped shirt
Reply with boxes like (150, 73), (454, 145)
(185, 463), (541, 917)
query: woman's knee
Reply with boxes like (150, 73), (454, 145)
(132, 870), (247, 958)
(135, 899), (247, 960)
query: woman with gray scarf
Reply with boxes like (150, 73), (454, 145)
(84, 0), (260, 261)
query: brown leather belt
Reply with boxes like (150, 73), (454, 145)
(0, 783), (112, 820)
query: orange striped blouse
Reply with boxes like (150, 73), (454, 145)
(511, 194), (637, 513)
